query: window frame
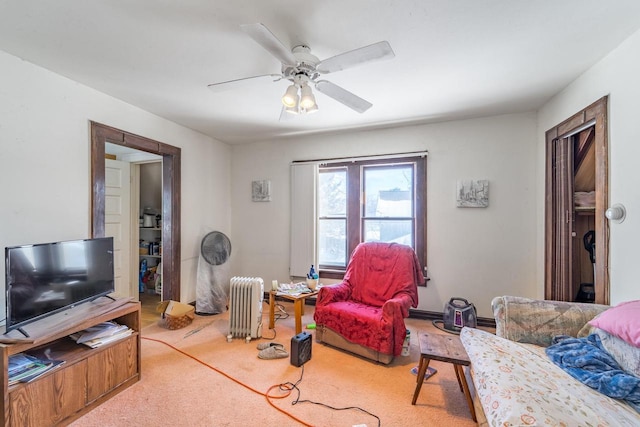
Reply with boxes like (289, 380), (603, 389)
(317, 155), (427, 285)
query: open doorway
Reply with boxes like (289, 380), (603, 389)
(105, 143), (163, 325)
(138, 161), (163, 326)
(544, 97), (609, 305)
(90, 122), (181, 308)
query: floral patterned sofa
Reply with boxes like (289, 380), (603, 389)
(460, 296), (640, 426)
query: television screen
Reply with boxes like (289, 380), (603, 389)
(5, 237), (114, 335)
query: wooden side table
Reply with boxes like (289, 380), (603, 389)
(268, 290), (319, 334)
(411, 332), (476, 422)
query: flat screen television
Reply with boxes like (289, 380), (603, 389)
(5, 237), (115, 337)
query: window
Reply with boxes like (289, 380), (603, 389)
(317, 156), (426, 281)
(318, 168), (347, 267)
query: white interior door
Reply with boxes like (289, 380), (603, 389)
(105, 158), (132, 298)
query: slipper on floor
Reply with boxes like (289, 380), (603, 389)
(256, 342), (284, 350)
(258, 346), (289, 360)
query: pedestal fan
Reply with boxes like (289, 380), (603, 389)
(195, 231), (232, 315)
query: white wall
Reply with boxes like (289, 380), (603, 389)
(0, 50), (232, 325)
(537, 28), (640, 305)
(231, 113), (538, 318)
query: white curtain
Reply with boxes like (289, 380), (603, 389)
(290, 163), (317, 278)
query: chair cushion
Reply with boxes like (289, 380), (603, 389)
(315, 300), (395, 355)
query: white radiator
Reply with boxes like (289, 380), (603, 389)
(228, 277), (264, 338)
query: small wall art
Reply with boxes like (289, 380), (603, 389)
(252, 179), (271, 202)
(456, 179), (489, 208)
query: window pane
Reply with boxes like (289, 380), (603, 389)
(364, 165), (413, 217)
(318, 169), (346, 217)
(364, 219), (413, 247)
(318, 219), (346, 267)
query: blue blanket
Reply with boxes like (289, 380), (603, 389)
(546, 334), (640, 413)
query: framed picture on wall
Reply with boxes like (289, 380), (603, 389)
(456, 179), (489, 208)
(252, 180), (271, 202)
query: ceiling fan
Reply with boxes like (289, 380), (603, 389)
(207, 23), (395, 116)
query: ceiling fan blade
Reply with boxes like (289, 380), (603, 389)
(317, 41), (395, 74)
(240, 23), (297, 66)
(207, 74), (282, 93)
(315, 80), (372, 113)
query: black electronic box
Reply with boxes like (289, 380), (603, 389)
(290, 331), (312, 367)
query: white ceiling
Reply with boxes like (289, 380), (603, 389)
(1, 1), (640, 144)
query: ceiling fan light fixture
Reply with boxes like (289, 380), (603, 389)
(300, 84), (317, 109)
(285, 105), (299, 115)
(303, 103), (318, 114)
(282, 84), (299, 108)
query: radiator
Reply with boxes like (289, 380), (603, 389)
(228, 277), (264, 338)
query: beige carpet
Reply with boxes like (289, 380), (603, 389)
(70, 301), (480, 427)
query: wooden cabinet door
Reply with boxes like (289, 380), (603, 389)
(86, 336), (138, 402)
(9, 361), (87, 427)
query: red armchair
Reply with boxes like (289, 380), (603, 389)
(313, 242), (423, 364)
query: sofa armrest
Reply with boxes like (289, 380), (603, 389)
(316, 282), (351, 306)
(492, 295), (610, 347)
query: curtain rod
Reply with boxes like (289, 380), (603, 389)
(291, 151), (428, 165)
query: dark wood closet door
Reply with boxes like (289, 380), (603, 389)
(544, 96), (609, 305)
(550, 137), (574, 301)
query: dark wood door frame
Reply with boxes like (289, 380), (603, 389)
(544, 96), (609, 305)
(90, 121), (181, 301)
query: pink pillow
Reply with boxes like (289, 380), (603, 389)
(589, 300), (640, 348)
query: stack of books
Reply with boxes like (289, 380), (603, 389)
(8, 353), (64, 386)
(69, 321), (133, 348)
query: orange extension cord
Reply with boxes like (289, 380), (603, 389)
(141, 336), (314, 427)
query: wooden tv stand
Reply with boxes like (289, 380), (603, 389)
(0, 297), (141, 426)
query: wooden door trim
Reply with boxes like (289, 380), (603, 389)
(90, 121), (181, 302)
(544, 96), (609, 304)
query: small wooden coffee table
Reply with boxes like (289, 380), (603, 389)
(411, 332), (476, 422)
(268, 290), (319, 334)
